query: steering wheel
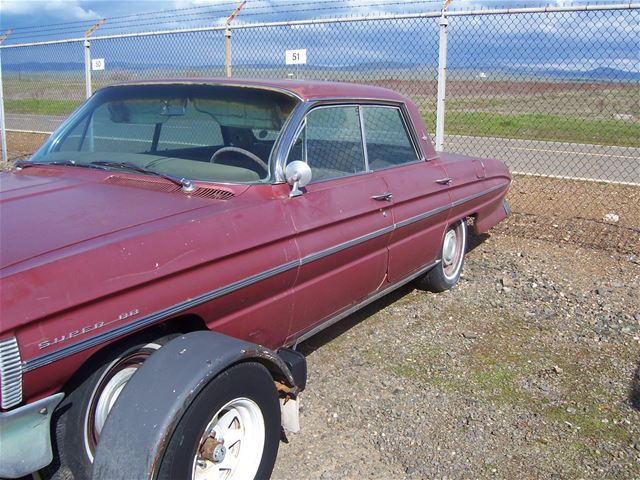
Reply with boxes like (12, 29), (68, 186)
(209, 147), (268, 174)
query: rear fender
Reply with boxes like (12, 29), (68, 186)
(92, 331), (298, 480)
(474, 198), (511, 234)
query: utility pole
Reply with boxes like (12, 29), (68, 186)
(435, 0), (452, 152)
(225, 1), (246, 78)
(84, 19), (104, 99)
(0, 29), (13, 165)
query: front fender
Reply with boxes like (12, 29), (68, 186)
(92, 331), (297, 480)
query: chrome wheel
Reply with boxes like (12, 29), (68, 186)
(442, 229), (457, 266)
(83, 342), (162, 461)
(192, 398), (265, 480)
(442, 220), (466, 281)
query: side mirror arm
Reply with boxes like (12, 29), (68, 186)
(285, 161), (312, 198)
(289, 176), (304, 198)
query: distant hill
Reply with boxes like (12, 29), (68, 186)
(536, 67), (640, 82)
(3, 62), (83, 72)
(4, 60), (638, 82)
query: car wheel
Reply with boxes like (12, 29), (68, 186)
(158, 362), (281, 480)
(47, 334), (175, 480)
(417, 219), (467, 292)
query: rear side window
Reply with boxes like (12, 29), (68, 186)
(362, 107), (419, 169)
(288, 106), (366, 181)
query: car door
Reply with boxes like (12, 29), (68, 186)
(361, 105), (452, 284)
(284, 105), (393, 343)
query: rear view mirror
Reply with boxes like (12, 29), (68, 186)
(160, 104), (186, 116)
(108, 102), (130, 123)
(285, 161), (312, 198)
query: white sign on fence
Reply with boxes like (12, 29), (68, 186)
(91, 58), (105, 71)
(285, 49), (307, 65)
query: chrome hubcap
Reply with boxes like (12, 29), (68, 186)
(442, 229), (457, 266)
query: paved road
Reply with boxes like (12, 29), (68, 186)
(5, 113), (639, 185)
(6, 113), (68, 134)
(446, 134), (640, 186)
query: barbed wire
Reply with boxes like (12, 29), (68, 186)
(5, 0), (446, 42)
(3, 0), (631, 43)
(8, 0), (442, 32)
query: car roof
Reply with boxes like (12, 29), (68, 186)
(113, 78), (409, 103)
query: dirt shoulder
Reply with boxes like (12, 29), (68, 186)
(2, 131), (48, 169)
(273, 227), (640, 479)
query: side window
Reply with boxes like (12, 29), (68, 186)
(363, 107), (420, 170)
(288, 106), (366, 181)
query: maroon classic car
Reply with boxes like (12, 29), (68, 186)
(0, 79), (510, 480)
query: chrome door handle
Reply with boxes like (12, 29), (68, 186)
(435, 177), (452, 185)
(371, 192), (393, 201)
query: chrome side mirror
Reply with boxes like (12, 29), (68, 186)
(285, 161), (312, 198)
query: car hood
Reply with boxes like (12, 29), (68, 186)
(0, 170), (232, 272)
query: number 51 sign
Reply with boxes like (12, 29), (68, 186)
(285, 49), (307, 65)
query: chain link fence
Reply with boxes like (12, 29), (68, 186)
(1, 4), (638, 250)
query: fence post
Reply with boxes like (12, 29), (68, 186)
(84, 39), (92, 99)
(224, 28), (232, 78)
(435, 12), (449, 152)
(0, 29), (12, 164)
(224, 1), (247, 77)
(0, 52), (7, 164)
(84, 20), (104, 99)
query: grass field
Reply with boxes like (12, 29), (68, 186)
(418, 83), (640, 147)
(422, 111), (640, 147)
(4, 99), (81, 116)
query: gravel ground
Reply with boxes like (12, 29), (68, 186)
(4, 131), (640, 479)
(273, 226), (640, 480)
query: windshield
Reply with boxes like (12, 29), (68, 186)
(30, 84), (298, 184)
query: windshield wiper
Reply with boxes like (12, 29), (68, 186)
(89, 161), (195, 192)
(15, 159), (106, 170)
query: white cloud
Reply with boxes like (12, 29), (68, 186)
(2, 0), (99, 20)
